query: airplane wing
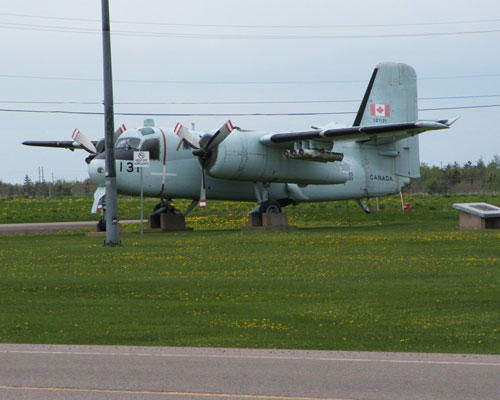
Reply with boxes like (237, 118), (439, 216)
(22, 140), (98, 151)
(259, 118), (459, 147)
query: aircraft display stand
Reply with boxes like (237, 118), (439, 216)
(452, 203), (500, 230)
(86, 222), (127, 237)
(147, 212), (194, 233)
(242, 212), (297, 231)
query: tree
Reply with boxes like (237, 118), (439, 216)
(482, 154), (500, 192)
(487, 154), (500, 169)
(54, 181), (72, 197)
(35, 181), (50, 197)
(443, 163), (461, 186)
(23, 175), (35, 196)
(463, 161), (474, 184)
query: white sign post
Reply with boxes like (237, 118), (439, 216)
(134, 151), (150, 235)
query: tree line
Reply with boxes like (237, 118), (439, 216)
(408, 155), (500, 194)
(0, 176), (97, 198)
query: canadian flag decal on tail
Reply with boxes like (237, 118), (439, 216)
(370, 103), (390, 117)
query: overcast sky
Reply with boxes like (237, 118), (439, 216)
(1, 0), (499, 184)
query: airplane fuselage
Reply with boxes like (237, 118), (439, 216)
(88, 126), (410, 205)
(25, 62), (453, 214)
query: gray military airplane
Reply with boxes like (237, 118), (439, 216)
(24, 62), (457, 220)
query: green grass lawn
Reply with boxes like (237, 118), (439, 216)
(1, 194), (500, 353)
(2, 193), (500, 227)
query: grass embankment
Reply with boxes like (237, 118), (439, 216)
(0, 194), (499, 353)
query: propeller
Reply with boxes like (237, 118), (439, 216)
(175, 122), (201, 150)
(95, 123), (127, 153)
(72, 124), (127, 163)
(72, 128), (97, 154)
(86, 124), (127, 217)
(175, 120), (234, 208)
(91, 186), (107, 214)
(114, 123), (127, 143)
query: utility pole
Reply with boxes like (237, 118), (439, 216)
(102, 0), (120, 246)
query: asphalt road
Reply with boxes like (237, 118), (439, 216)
(1, 344), (499, 400)
(0, 220), (140, 234)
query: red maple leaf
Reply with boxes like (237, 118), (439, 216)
(377, 106), (384, 114)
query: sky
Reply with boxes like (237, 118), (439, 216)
(1, 0), (499, 184)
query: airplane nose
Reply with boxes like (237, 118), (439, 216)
(88, 158), (106, 186)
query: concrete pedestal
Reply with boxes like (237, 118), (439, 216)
(86, 223), (126, 237)
(453, 202), (500, 230)
(148, 213), (193, 232)
(457, 211), (500, 230)
(242, 212), (297, 231)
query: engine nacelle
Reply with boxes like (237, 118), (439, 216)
(206, 131), (350, 185)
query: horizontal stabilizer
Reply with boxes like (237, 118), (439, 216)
(437, 116), (460, 127)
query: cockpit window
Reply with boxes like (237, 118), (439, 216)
(141, 139), (160, 160)
(115, 137), (141, 150)
(139, 127), (155, 135)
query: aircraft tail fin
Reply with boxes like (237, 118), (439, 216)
(353, 62), (417, 127)
(354, 62), (420, 180)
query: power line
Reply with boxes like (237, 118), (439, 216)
(1, 73), (500, 85)
(423, 74), (500, 80)
(0, 73), (366, 84)
(1, 21), (500, 39)
(419, 104), (500, 112)
(1, 94), (500, 106)
(114, 29), (500, 40)
(1, 12), (499, 29)
(0, 22), (98, 35)
(420, 94), (500, 100)
(1, 104), (499, 117)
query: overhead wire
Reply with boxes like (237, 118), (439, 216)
(0, 12), (499, 29)
(1, 13), (498, 114)
(1, 73), (500, 85)
(0, 73), (366, 84)
(1, 104), (499, 117)
(1, 94), (500, 106)
(1, 11), (500, 40)
(1, 21), (500, 39)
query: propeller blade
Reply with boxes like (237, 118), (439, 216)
(203, 120), (234, 151)
(178, 120), (234, 209)
(174, 122), (200, 151)
(91, 186), (106, 214)
(199, 170), (207, 209)
(113, 123), (127, 144)
(95, 138), (105, 154)
(72, 128), (97, 154)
